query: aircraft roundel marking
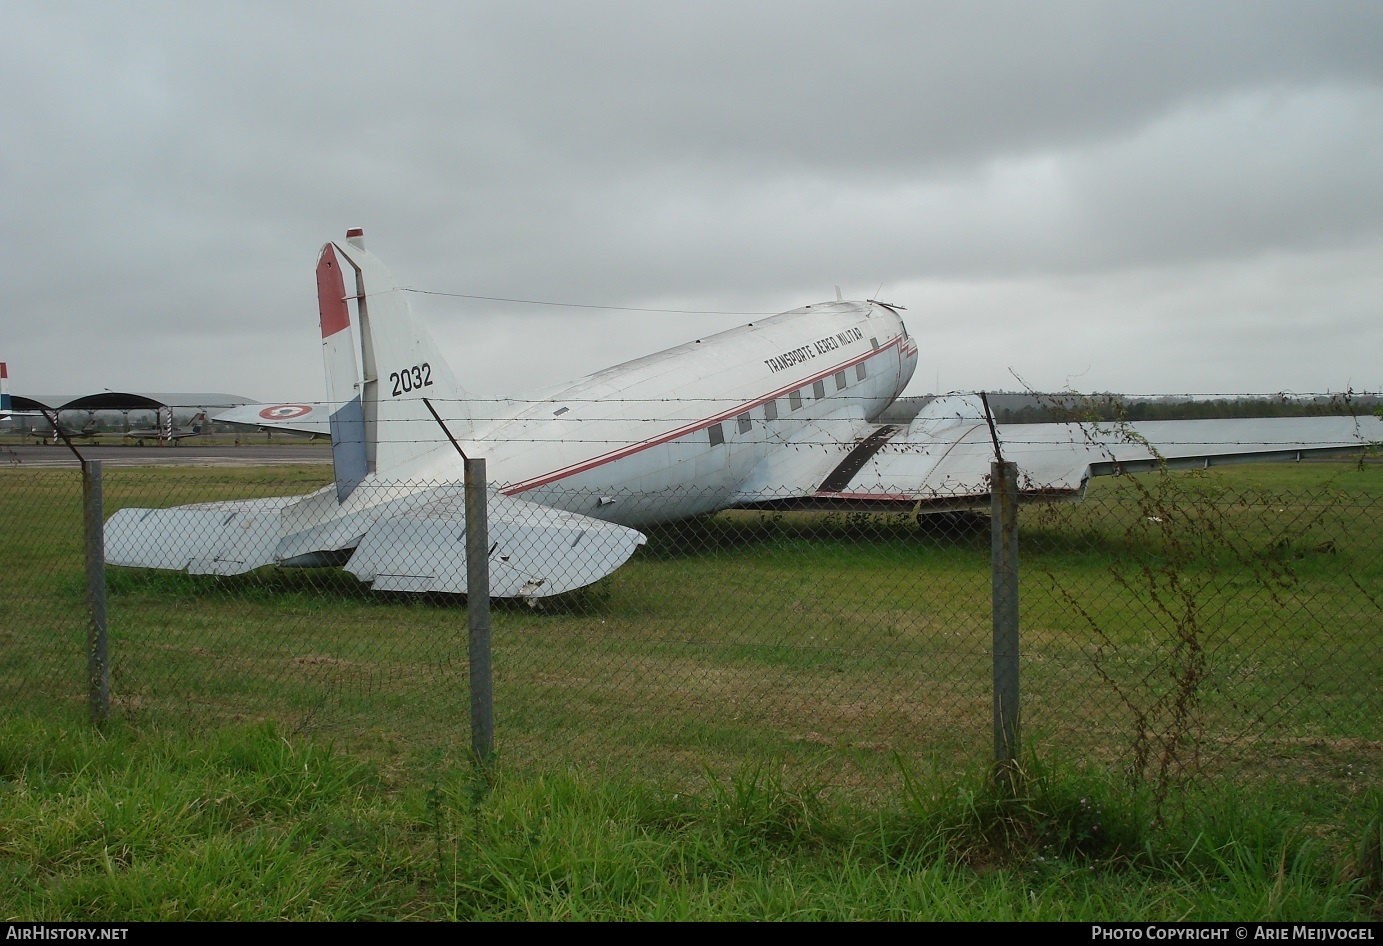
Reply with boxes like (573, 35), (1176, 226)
(259, 404), (314, 420)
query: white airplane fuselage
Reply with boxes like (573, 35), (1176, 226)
(112, 256), (928, 596)
(388, 302), (919, 528)
(116, 232), (1382, 598)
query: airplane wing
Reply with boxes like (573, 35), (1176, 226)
(734, 394), (1383, 513)
(110, 231), (1380, 599)
(106, 485), (646, 598)
(215, 403), (333, 438)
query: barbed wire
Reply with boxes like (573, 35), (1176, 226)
(400, 287), (776, 316)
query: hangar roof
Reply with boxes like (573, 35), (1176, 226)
(10, 395), (59, 412)
(23, 393), (255, 411)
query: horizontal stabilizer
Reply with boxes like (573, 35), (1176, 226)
(105, 497), (299, 575)
(106, 483), (646, 598)
(215, 403), (333, 437)
(346, 489), (647, 598)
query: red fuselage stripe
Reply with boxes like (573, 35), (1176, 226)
(501, 335), (905, 494)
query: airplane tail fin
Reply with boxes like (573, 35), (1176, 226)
(0, 363), (10, 419)
(315, 230), (477, 500)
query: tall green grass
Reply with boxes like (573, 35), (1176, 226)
(0, 717), (1376, 920)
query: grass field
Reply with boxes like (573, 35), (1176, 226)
(2, 461), (1380, 790)
(1, 459), (1380, 918)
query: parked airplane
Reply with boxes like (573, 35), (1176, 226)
(50, 418), (101, 443)
(105, 230), (1383, 597)
(123, 410), (208, 446)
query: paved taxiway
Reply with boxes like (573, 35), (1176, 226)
(0, 443), (333, 469)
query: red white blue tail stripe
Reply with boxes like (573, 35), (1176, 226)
(317, 243), (368, 501)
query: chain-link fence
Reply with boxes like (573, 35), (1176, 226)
(2, 459), (1379, 801)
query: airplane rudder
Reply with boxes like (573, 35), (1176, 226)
(316, 240), (369, 497)
(332, 232), (477, 462)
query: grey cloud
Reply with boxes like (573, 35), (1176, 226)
(3, 0), (1381, 400)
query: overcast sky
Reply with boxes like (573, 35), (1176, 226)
(4, 0), (1381, 403)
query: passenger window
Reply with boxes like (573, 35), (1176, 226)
(764, 399), (778, 421)
(812, 380), (826, 400)
(856, 363), (867, 381)
(789, 390), (803, 410)
(737, 413), (752, 434)
(708, 423), (724, 445)
(834, 371), (847, 391)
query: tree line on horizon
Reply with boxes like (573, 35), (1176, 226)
(990, 393), (1382, 425)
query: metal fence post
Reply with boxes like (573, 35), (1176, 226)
(83, 460), (109, 726)
(991, 459), (1020, 787)
(464, 457), (495, 766)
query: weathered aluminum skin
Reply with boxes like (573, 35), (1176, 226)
(109, 233), (1378, 596)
